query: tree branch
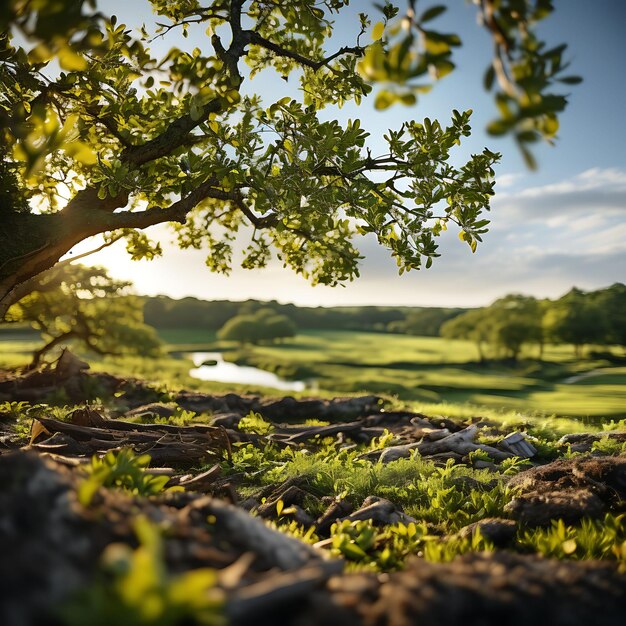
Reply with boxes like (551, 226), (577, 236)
(109, 179), (224, 230)
(59, 234), (124, 268)
(233, 193), (278, 229)
(29, 331), (78, 369)
(120, 98), (223, 167)
(247, 30), (365, 70)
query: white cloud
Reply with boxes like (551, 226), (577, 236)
(495, 172), (525, 189)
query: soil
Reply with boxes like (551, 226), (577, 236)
(1, 367), (626, 625)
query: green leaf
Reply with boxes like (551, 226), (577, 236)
(486, 119), (510, 136)
(341, 541), (368, 560)
(558, 75), (583, 85)
(543, 114), (559, 137)
(483, 65), (495, 91)
(420, 6), (447, 23)
(374, 90), (398, 110)
(562, 539), (577, 555)
(58, 46), (88, 71)
(372, 22), (385, 41)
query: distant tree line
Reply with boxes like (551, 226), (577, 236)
(142, 283), (626, 360)
(143, 297), (413, 334)
(441, 284), (626, 361)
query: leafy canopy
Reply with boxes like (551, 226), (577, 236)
(0, 0), (577, 297)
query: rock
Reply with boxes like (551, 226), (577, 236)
(509, 456), (626, 506)
(505, 488), (605, 526)
(456, 518), (517, 546)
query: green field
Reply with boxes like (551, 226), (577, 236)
(1, 328), (625, 421)
(216, 330), (626, 420)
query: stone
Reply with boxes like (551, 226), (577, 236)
(505, 488), (605, 526)
(456, 518), (517, 546)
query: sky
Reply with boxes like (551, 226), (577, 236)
(71, 0), (626, 307)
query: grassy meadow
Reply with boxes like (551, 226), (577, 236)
(1, 327), (625, 423)
(212, 329), (626, 421)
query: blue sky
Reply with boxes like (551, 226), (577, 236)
(76, 0), (626, 307)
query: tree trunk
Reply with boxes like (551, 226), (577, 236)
(0, 180), (217, 318)
(0, 188), (129, 318)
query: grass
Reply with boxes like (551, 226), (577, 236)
(2, 327), (625, 609)
(155, 328), (218, 352)
(217, 330), (626, 420)
(1, 327), (625, 421)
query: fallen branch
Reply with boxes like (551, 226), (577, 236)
(182, 497), (328, 570)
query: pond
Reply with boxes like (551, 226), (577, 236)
(188, 352), (307, 392)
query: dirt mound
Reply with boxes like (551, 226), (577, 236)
(302, 552), (626, 626)
(0, 451), (332, 626)
(505, 457), (626, 526)
(509, 456), (626, 498)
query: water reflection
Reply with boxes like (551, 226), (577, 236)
(188, 352), (306, 392)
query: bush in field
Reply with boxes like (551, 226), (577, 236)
(440, 308), (493, 362)
(217, 309), (296, 346)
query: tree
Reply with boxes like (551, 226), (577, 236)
(217, 315), (260, 345)
(440, 308), (492, 362)
(6, 264), (162, 367)
(0, 1), (578, 318)
(217, 309), (296, 345)
(593, 283), (626, 354)
(262, 315), (297, 343)
(544, 288), (607, 358)
(440, 295), (543, 361)
(487, 295), (543, 360)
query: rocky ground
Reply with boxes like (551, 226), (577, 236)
(1, 358), (625, 625)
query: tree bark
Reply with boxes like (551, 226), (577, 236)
(0, 181), (222, 319)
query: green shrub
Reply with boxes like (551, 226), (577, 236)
(61, 517), (224, 626)
(79, 449), (171, 506)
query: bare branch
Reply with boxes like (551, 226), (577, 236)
(59, 234), (124, 268)
(246, 30), (365, 71)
